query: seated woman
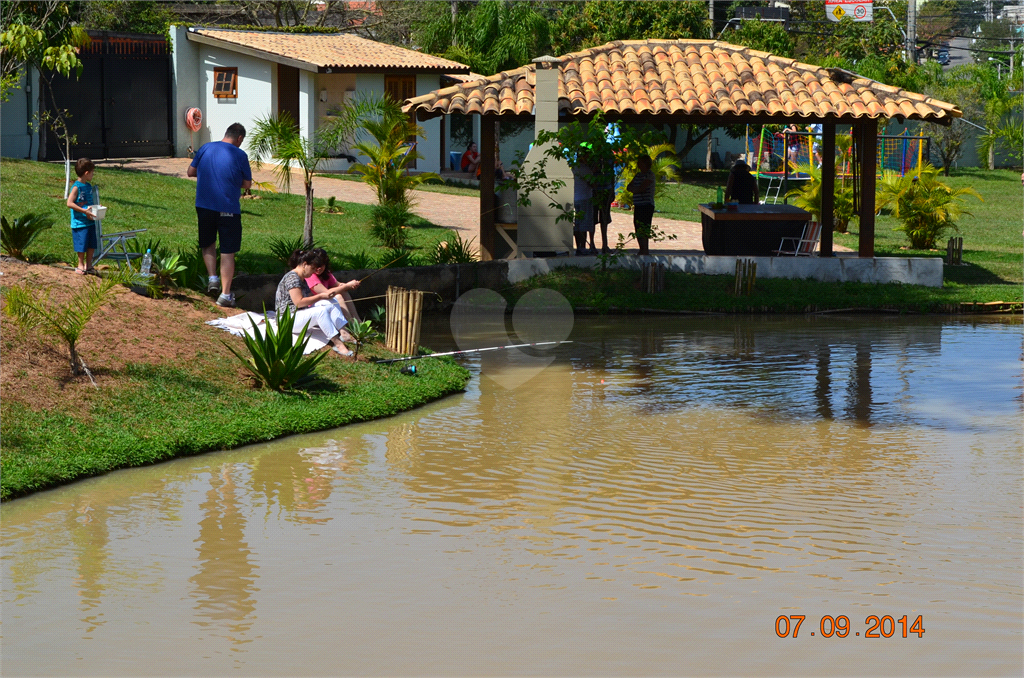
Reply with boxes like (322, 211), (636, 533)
(460, 142), (480, 173)
(275, 250), (353, 357)
(724, 159), (759, 205)
(303, 248), (361, 322)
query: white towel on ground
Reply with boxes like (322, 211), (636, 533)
(206, 311), (329, 355)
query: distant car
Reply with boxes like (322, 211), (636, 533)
(937, 52), (950, 65)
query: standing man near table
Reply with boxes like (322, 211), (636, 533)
(188, 123), (252, 308)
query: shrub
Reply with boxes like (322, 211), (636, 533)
(428, 232), (478, 264)
(785, 164), (857, 233)
(1, 213), (54, 260)
(888, 165), (981, 249)
(222, 305), (329, 392)
(370, 202), (412, 249)
(269, 235), (317, 265)
(338, 251), (377, 271)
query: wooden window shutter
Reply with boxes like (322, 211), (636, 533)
(213, 67), (238, 99)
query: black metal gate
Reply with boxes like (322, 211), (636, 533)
(42, 31), (173, 160)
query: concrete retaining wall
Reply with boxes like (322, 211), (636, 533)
(230, 254), (943, 312)
(506, 254), (944, 287)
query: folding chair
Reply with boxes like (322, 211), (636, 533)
(91, 188), (147, 265)
(774, 221), (821, 257)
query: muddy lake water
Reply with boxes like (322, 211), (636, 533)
(2, 315), (1021, 676)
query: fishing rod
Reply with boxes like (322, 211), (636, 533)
(375, 341), (573, 364)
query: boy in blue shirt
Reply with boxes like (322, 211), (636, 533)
(66, 158), (97, 274)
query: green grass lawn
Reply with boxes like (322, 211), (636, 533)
(0, 158), (454, 272)
(648, 168), (1023, 286)
(509, 267), (1021, 314)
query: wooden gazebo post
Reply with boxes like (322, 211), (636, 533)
(857, 119), (878, 258)
(819, 120), (836, 257)
(479, 114), (497, 260)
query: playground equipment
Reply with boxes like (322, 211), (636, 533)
(746, 127), (931, 204)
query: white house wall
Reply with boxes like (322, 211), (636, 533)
(0, 67), (38, 159)
(415, 74), (440, 174)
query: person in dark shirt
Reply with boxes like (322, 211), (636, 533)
(725, 160), (759, 205)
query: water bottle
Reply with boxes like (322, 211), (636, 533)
(716, 186), (724, 204)
(140, 249), (152, 277)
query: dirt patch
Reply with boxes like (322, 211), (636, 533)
(1, 257), (248, 416)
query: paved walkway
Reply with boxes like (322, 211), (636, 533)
(104, 157), (850, 255)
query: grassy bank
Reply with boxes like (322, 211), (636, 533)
(0, 158), (453, 272)
(1, 354), (469, 501)
(509, 266), (1022, 314)
(0, 258), (469, 501)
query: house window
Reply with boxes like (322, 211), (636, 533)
(384, 75), (417, 103)
(213, 68), (238, 98)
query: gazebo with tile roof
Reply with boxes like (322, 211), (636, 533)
(404, 39), (961, 261)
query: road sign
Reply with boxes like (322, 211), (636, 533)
(825, 0), (873, 23)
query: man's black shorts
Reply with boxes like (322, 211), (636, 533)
(197, 207), (242, 254)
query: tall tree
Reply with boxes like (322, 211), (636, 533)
(549, 0), (709, 54)
(414, 0), (550, 75)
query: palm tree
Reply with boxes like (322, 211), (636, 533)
(349, 97), (440, 208)
(416, 0), (551, 75)
(887, 163), (981, 249)
(248, 96), (386, 248)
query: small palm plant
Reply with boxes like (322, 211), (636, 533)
(615, 143), (680, 208)
(888, 164), (981, 249)
(222, 306), (329, 392)
(350, 97), (440, 208)
(269, 235), (315, 266)
(2, 268), (141, 379)
(786, 164), (857, 233)
(345, 319), (379, 361)
(1, 213), (54, 260)
(248, 95), (387, 248)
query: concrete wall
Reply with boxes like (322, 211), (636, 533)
(0, 67), (38, 159)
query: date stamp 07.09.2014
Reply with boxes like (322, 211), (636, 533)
(776, 615), (925, 639)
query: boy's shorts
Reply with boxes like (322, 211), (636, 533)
(71, 225), (97, 253)
(197, 207), (242, 254)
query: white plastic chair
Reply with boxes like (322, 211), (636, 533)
(774, 221), (821, 257)
(91, 188), (147, 265)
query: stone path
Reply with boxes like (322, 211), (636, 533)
(103, 157), (849, 255)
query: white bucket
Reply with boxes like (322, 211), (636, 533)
(89, 205), (107, 220)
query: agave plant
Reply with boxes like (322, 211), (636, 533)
(345, 319), (379, 361)
(222, 305), (329, 392)
(367, 304), (386, 331)
(1, 213), (54, 260)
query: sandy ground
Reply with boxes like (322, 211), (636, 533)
(0, 256), (243, 414)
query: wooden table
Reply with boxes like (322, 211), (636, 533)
(698, 204), (812, 256)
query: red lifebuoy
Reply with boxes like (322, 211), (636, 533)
(185, 107), (203, 132)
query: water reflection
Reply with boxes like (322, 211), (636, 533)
(1, 316), (1020, 677)
(191, 464), (257, 645)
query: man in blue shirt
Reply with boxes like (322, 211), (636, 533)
(188, 123), (253, 307)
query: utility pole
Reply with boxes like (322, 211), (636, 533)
(986, 0), (994, 23)
(907, 0), (917, 64)
(709, 1), (715, 39)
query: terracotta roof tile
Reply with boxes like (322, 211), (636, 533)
(406, 39), (959, 124)
(189, 27), (469, 72)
